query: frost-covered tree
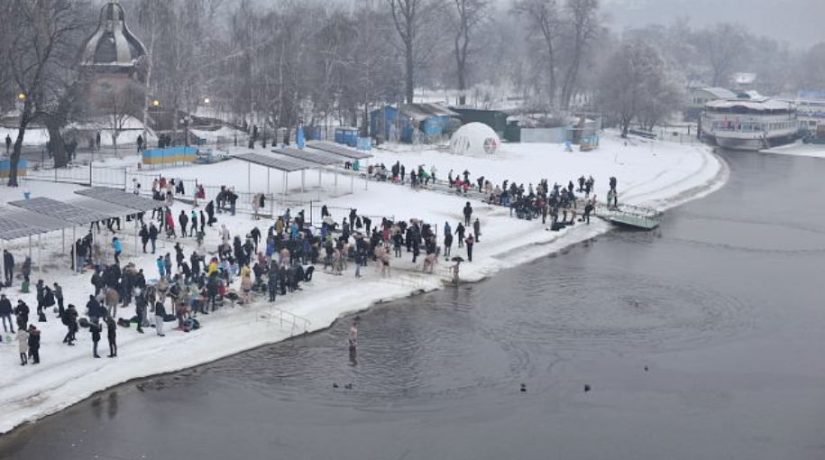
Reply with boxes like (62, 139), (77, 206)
(597, 40), (682, 136)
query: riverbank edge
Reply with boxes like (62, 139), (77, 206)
(0, 148), (728, 436)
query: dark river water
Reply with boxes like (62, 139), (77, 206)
(2, 151), (825, 460)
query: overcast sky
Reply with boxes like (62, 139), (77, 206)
(601, 0), (825, 48)
(122, 0), (825, 49)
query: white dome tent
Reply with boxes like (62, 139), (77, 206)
(450, 122), (500, 156)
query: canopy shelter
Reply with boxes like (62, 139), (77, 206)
(0, 205), (70, 275)
(232, 152), (319, 204)
(74, 187), (160, 212)
(75, 187), (164, 258)
(11, 194), (146, 269)
(307, 141), (374, 160)
(306, 142), (374, 191)
(272, 147), (360, 193)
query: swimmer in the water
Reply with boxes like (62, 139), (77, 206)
(348, 320), (358, 348)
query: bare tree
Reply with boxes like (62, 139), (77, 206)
(797, 42), (825, 91)
(559, 0), (600, 110)
(387, 0), (439, 104)
(694, 23), (750, 87)
(513, 0), (561, 108)
(452, 0), (487, 105)
(93, 80), (145, 155)
(597, 39), (681, 137)
(1, 0), (88, 185)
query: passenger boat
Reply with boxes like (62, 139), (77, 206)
(700, 96), (798, 150)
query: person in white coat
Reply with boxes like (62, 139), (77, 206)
(17, 328), (29, 365)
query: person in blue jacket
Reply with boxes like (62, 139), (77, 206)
(112, 237), (122, 265)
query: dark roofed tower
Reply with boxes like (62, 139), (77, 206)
(79, 0), (148, 118)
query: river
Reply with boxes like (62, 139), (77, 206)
(2, 151), (824, 460)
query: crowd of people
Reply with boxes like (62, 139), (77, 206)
(4, 155), (619, 368)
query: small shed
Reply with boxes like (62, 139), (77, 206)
(370, 103), (459, 143)
(448, 107), (509, 136)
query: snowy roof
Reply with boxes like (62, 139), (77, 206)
(705, 98), (793, 112)
(307, 141), (373, 160)
(272, 147), (342, 166)
(8, 197), (111, 226)
(0, 207), (67, 240)
(697, 87), (737, 99)
(74, 187), (159, 212)
(232, 153), (313, 173)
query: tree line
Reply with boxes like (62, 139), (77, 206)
(2, 0), (824, 185)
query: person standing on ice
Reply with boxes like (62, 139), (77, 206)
(165, 209), (176, 238)
(178, 210), (188, 238)
(148, 222), (158, 254)
(473, 218), (481, 243)
(27, 325), (40, 364)
(455, 222), (466, 248)
(112, 237), (122, 265)
(3, 249), (14, 286)
(106, 316), (117, 358)
(63, 304), (78, 345)
(465, 234), (475, 262)
(156, 256), (165, 279)
(89, 319), (102, 358)
(443, 227), (453, 260)
(0, 294), (14, 333)
(190, 210), (198, 237)
(53, 282), (64, 317)
(139, 224), (149, 253)
(154, 300), (166, 337)
(17, 327), (29, 365)
(463, 202), (473, 226)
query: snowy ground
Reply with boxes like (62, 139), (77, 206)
(0, 132), (727, 434)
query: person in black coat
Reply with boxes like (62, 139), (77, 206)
(3, 249), (14, 286)
(35, 280), (45, 317)
(43, 286), (55, 316)
(86, 295), (104, 322)
(148, 223), (159, 254)
(178, 211), (189, 238)
(90, 320), (102, 358)
(106, 317), (117, 357)
(473, 218), (481, 242)
(15, 300), (29, 331)
(455, 223), (466, 248)
(139, 224), (149, 253)
(27, 325), (41, 364)
(0, 294), (14, 333)
(63, 304), (78, 345)
(463, 202), (473, 226)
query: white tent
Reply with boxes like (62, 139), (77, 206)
(449, 122), (500, 156)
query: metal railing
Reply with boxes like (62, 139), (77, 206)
(257, 304), (311, 336)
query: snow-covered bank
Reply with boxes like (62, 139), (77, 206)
(760, 141), (825, 159)
(0, 133), (726, 434)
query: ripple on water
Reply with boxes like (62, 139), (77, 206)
(485, 268), (753, 351)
